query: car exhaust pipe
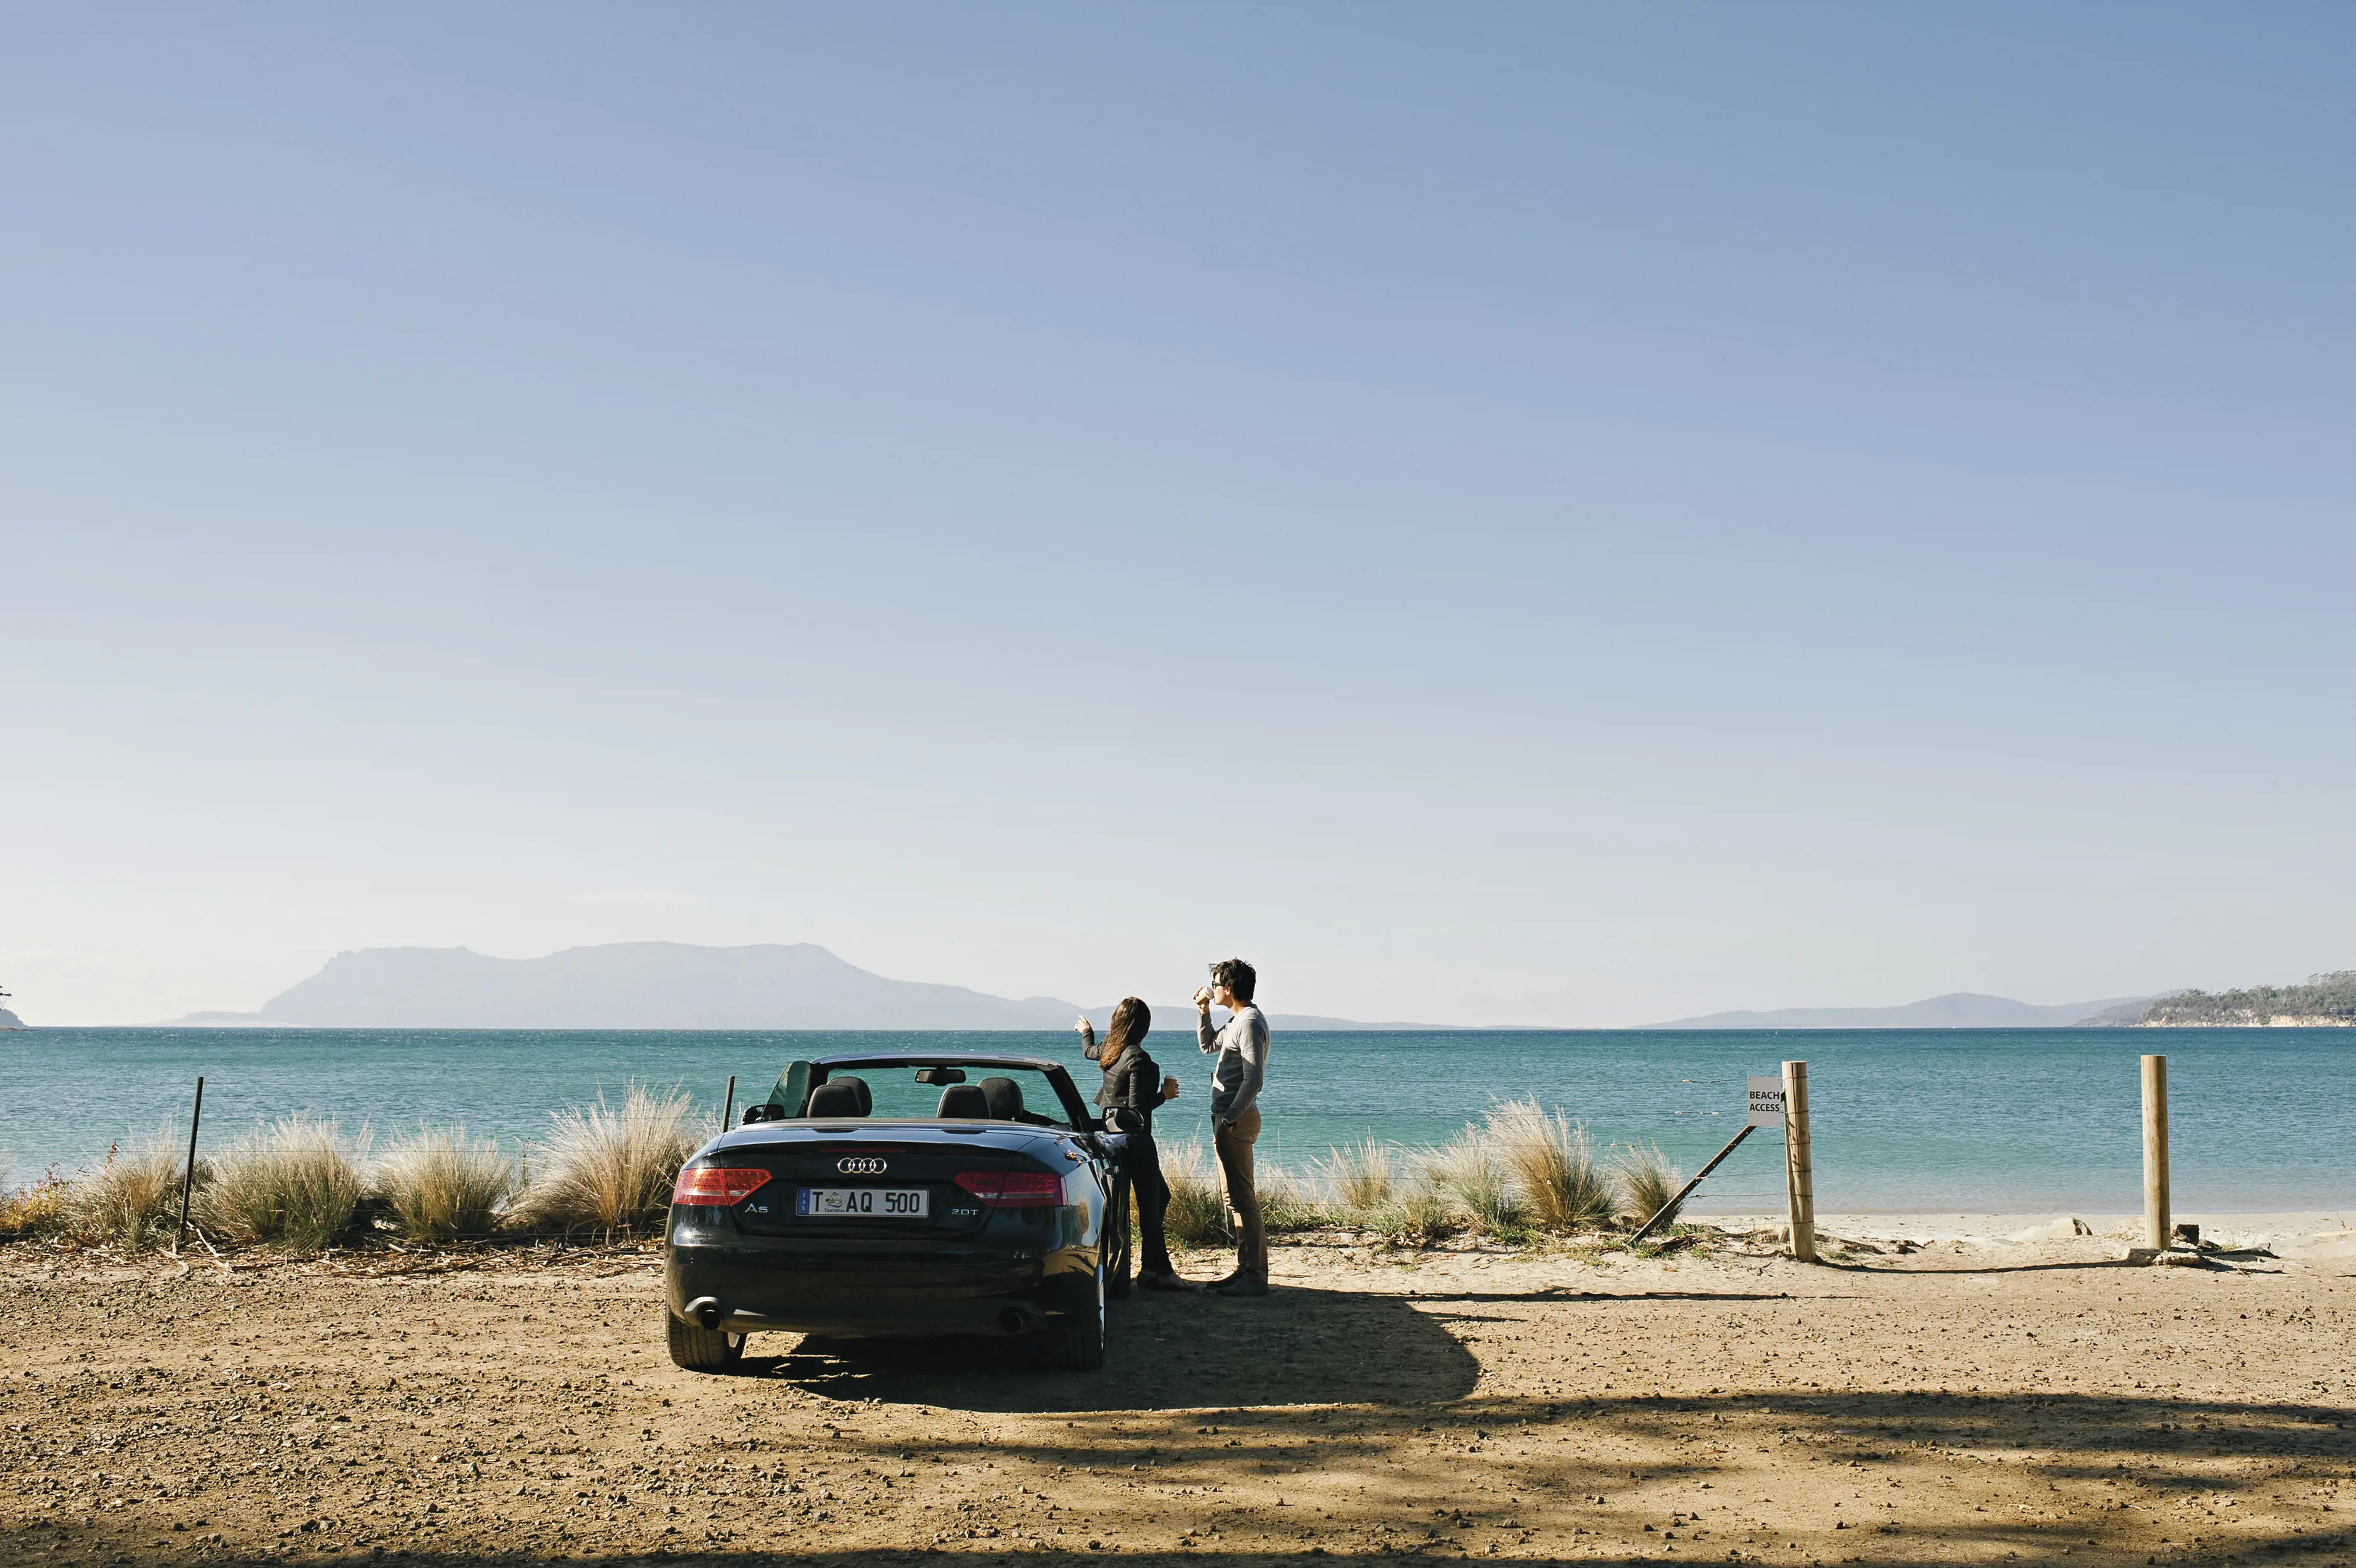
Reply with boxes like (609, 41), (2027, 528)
(685, 1297), (724, 1331)
(996, 1304), (1043, 1336)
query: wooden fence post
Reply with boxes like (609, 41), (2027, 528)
(722, 1075), (736, 1131)
(1782, 1059), (1815, 1263)
(2142, 1054), (2169, 1251)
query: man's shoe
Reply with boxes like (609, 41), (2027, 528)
(1215, 1276), (1269, 1297)
(1138, 1271), (1201, 1294)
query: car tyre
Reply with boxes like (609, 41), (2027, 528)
(1028, 1265), (1106, 1372)
(666, 1307), (747, 1373)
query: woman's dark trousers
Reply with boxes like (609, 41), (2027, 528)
(1099, 1131), (1176, 1292)
(1129, 1132), (1175, 1276)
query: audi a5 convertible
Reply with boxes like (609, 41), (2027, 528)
(662, 1051), (1115, 1374)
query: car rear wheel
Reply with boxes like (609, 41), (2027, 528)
(666, 1308), (747, 1373)
(1027, 1265), (1106, 1372)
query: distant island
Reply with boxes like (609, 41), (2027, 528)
(1639, 991), (2153, 1030)
(2137, 971), (2356, 1027)
(168, 942), (1444, 1032)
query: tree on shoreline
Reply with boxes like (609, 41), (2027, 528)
(2141, 970), (2356, 1025)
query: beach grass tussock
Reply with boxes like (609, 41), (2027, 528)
(0, 1167), (71, 1241)
(1615, 1140), (1685, 1229)
(1485, 1099), (1617, 1232)
(1429, 1128), (1526, 1233)
(510, 1083), (702, 1237)
(1313, 1136), (1395, 1213)
(198, 1118), (368, 1253)
(1256, 1162), (1325, 1233)
(1365, 1176), (1454, 1246)
(1156, 1140), (1232, 1249)
(375, 1126), (517, 1240)
(65, 1126), (199, 1250)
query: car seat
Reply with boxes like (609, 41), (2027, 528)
(807, 1075), (871, 1117)
(979, 1076), (1056, 1126)
(936, 1083), (991, 1119)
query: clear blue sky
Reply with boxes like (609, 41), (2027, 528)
(5, 5), (2351, 1025)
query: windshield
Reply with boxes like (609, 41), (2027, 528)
(813, 1063), (1078, 1129)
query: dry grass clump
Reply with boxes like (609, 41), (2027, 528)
(1158, 1143), (1324, 1242)
(1257, 1162), (1325, 1233)
(1430, 1129), (1526, 1233)
(1615, 1140), (1685, 1229)
(1362, 1174), (1455, 1246)
(1314, 1137), (1396, 1213)
(1314, 1138), (1454, 1245)
(1485, 1100), (1617, 1231)
(375, 1126), (517, 1240)
(1158, 1140), (1232, 1249)
(509, 1084), (703, 1238)
(198, 1118), (367, 1253)
(66, 1127), (198, 1250)
(0, 1167), (71, 1241)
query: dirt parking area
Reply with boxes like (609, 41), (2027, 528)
(4, 1225), (2354, 1568)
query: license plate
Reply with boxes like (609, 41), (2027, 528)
(797, 1186), (929, 1218)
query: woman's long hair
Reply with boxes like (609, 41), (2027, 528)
(1099, 996), (1151, 1066)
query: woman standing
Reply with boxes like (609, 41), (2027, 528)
(1076, 997), (1194, 1292)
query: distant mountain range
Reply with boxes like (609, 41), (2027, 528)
(170, 943), (1438, 1032)
(150, 943), (2184, 1031)
(1638, 991), (2154, 1030)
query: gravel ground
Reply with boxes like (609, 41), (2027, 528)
(4, 1225), (2354, 1568)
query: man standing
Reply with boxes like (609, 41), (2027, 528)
(1195, 957), (1271, 1297)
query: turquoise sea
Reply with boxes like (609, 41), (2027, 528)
(3, 1027), (2350, 1214)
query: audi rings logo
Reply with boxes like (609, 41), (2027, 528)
(837, 1156), (888, 1175)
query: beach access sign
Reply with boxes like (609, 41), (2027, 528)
(1748, 1076), (1786, 1127)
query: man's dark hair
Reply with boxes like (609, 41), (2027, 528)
(1211, 957), (1256, 1005)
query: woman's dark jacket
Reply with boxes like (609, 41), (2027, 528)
(1086, 1040), (1162, 1130)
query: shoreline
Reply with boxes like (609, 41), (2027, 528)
(1692, 1206), (2356, 1232)
(13, 1026), (2355, 1206)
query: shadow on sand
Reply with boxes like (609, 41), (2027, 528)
(746, 1284), (1482, 1412)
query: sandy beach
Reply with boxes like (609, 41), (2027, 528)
(5, 1215), (2353, 1567)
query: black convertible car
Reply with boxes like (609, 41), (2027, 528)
(663, 1051), (1117, 1373)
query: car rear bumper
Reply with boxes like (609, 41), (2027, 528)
(666, 1235), (1099, 1338)
(698, 1301), (1047, 1337)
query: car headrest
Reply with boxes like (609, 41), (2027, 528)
(937, 1083), (991, 1119)
(808, 1076), (870, 1118)
(978, 1076), (1025, 1119)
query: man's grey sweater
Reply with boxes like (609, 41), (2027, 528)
(1198, 1003), (1270, 1124)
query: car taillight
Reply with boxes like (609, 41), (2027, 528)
(671, 1167), (773, 1206)
(952, 1170), (1064, 1208)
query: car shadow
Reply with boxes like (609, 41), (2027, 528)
(739, 1283), (1481, 1411)
(1401, 1287), (1837, 1303)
